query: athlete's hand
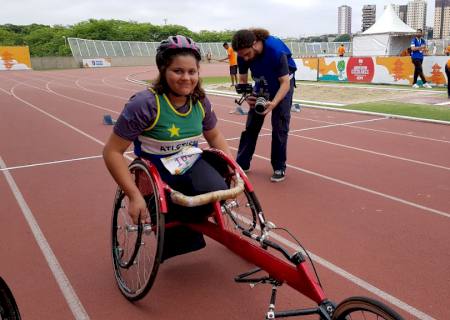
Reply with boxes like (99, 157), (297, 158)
(128, 193), (148, 225)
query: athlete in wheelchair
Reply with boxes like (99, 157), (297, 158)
(103, 35), (235, 261)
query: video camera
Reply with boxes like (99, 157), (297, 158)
(234, 79), (270, 115)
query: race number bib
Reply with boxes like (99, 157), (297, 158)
(160, 146), (203, 175)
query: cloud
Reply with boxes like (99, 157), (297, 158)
(0, 0), (436, 38)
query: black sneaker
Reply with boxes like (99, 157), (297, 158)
(270, 170), (285, 182)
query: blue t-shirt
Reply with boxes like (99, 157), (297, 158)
(237, 35), (297, 98)
(411, 37), (426, 59)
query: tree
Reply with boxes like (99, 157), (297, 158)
(334, 34), (351, 42)
(0, 21), (239, 57)
(0, 28), (19, 45)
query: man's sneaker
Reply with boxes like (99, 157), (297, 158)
(230, 106), (248, 115)
(423, 82), (432, 89)
(412, 84), (420, 89)
(291, 103), (301, 113)
(270, 170), (286, 182)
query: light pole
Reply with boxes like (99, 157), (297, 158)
(62, 36), (68, 47)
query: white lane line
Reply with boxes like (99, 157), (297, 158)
(268, 231), (436, 320)
(7, 77), (121, 115)
(0, 155), (103, 171)
(0, 87), (12, 95)
(290, 117), (388, 131)
(219, 117), (450, 170)
(0, 152), (135, 172)
(101, 77), (136, 92)
(74, 79), (129, 100)
(240, 149), (450, 219)
(435, 101), (450, 106)
(209, 91), (450, 125)
(9, 77), (443, 318)
(296, 134), (450, 171)
(44, 82), (121, 114)
(212, 99), (450, 144)
(343, 124), (450, 144)
(206, 89), (346, 107)
(11, 84), (106, 146)
(0, 157), (90, 320)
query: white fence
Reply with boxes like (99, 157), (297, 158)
(67, 37), (353, 60)
(68, 37), (450, 62)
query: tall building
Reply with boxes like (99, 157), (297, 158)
(384, 4), (408, 23)
(407, 0), (427, 31)
(433, 0), (450, 38)
(385, 4), (408, 23)
(399, 5), (408, 23)
(362, 5), (376, 32)
(338, 5), (352, 34)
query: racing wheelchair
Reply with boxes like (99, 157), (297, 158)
(0, 277), (21, 320)
(110, 148), (404, 320)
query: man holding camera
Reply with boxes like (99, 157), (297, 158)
(232, 28), (296, 182)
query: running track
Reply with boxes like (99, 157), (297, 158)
(0, 65), (449, 320)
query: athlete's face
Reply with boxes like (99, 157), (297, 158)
(237, 41), (258, 61)
(165, 54), (199, 96)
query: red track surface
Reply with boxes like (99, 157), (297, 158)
(1, 64), (449, 320)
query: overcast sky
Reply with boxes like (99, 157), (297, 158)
(1, 0), (435, 37)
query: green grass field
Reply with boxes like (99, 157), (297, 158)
(201, 76), (230, 85)
(340, 101), (450, 122)
(299, 80), (448, 92)
(203, 76), (450, 122)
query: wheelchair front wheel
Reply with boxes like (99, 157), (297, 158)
(332, 296), (403, 320)
(0, 277), (21, 320)
(222, 187), (260, 234)
(111, 159), (165, 301)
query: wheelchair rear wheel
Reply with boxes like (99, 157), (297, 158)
(111, 159), (165, 301)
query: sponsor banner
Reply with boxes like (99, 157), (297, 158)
(294, 58), (318, 81)
(318, 56), (450, 86)
(375, 56), (450, 86)
(347, 57), (375, 83)
(82, 58), (112, 68)
(317, 57), (349, 82)
(0, 46), (32, 71)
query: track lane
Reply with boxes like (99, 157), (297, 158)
(1, 66), (448, 318)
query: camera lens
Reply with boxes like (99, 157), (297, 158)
(254, 97), (267, 114)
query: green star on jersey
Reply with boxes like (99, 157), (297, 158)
(168, 123), (180, 137)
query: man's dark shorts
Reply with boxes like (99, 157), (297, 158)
(230, 65), (238, 75)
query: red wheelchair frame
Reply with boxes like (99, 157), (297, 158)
(111, 148), (404, 320)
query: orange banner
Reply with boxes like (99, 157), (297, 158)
(0, 46), (32, 70)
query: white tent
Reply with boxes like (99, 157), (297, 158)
(352, 4), (416, 56)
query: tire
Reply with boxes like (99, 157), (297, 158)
(111, 159), (165, 301)
(332, 296), (404, 320)
(221, 186), (260, 234)
(0, 277), (21, 320)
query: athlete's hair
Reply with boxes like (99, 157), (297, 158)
(223, 42), (228, 47)
(231, 28), (270, 51)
